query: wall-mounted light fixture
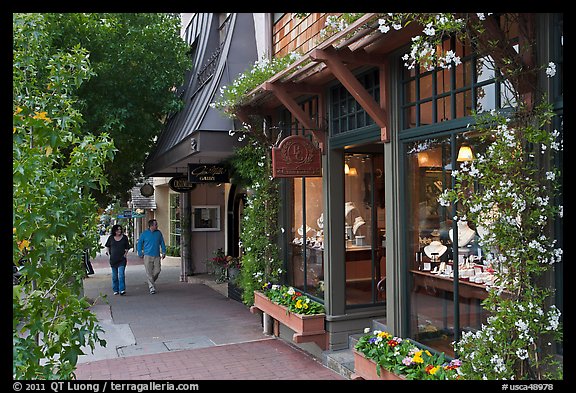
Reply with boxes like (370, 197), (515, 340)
(457, 143), (474, 162)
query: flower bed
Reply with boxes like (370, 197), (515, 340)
(250, 288), (327, 349)
(353, 328), (461, 380)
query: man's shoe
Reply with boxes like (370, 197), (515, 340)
(149, 289), (156, 294)
(120, 291), (126, 295)
(114, 292), (119, 295)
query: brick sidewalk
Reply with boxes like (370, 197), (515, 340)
(76, 251), (345, 381)
(75, 338), (344, 380)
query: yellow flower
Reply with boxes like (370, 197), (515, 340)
(45, 146), (53, 156)
(32, 111), (52, 123)
(377, 331), (392, 339)
(14, 106), (23, 115)
(295, 299), (303, 309)
(412, 350), (424, 364)
(17, 239), (30, 251)
(429, 365), (440, 375)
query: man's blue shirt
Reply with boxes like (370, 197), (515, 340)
(137, 229), (166, 257)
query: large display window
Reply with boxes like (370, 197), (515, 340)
(288, 177), (324, 299)
(405, 135), (492, 355)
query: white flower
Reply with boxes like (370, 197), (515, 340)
(516, 348), (529, 360)
(546, 62), (556, 78)
(378, 19), (390, 34)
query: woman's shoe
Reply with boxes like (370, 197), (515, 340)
(114, 292), (119, 295)
(120, 291), (126, 295)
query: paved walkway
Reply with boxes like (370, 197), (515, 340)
(75, 240), (345, 381)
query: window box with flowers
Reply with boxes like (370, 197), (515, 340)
(352, 328), (462, 380)
(250, 283), (327, 349)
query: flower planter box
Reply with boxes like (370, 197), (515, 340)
(250, 290), (327, 349)
(351, 350), (405, 380)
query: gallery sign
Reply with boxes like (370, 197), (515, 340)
(169, 175), (197, 192)
(272, 135), (322, 178)
(188, 163), (229, 183)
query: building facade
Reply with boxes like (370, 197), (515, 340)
(143, 13), (563, 360)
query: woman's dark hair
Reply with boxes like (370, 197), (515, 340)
(111, 224), (123, 234)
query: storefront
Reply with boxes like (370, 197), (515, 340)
(238, 13), (563, 354)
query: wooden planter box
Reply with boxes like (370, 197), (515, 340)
(351, 350), (405, 380)
(250, 290), (327, 349)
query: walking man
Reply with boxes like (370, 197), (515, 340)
(137, 219), (166, 294)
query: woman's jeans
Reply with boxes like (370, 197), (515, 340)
(111, 264), (126, 293)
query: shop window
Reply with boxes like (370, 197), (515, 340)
(400, 38), (507, 130)
(344, 153), (386, 306)
(404, 134), (491, 356)
(169, 193), (180, 247)
(287, 177), (324, 299)
(330, 68), (379, 135)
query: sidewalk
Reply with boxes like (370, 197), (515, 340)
(75, 245), (345, 381)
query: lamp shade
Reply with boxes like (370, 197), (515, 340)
(457, 145), (474, 162)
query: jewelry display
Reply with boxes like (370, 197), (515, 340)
(345, 201), (356, 218)
(297, 225), (315, 237)
(423, 240), (447, 259)
(316, 213), (324, 229)
(352, 216), (366, 235)
(449, 220), (476, 248)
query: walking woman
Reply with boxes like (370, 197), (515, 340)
(105, 224), (130, 295)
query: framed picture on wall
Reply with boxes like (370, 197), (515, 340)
(191, 205), (220, 231)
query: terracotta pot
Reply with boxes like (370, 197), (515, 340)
(251, 290), (327, 349)
(352, 350), (405, 380)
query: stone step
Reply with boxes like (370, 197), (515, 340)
(323, 348), (355, 379)
(323, 319), (388, 379)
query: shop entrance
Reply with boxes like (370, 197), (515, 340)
(343, 149), (386, 306)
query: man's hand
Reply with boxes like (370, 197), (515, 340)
(139, 254), (144, 259)
(161, 254), (166, 260)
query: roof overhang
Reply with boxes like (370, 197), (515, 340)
(144, 129), (246, 177)
(236, 14), (422, 145)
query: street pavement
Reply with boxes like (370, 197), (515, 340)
(75, 237), (345, 381)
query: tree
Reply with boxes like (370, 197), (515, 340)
(13, 13), (115, 379)
(43, 13), (190, 206)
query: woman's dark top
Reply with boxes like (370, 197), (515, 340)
(105, 235), (130, 267)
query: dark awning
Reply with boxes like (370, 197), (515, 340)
(144, 13), (258, 177)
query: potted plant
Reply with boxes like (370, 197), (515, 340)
(353, 328), (461, 380)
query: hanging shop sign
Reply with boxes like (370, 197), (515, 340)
(169, 175), (197, 192)
(140, 183), (155, 197)
(272, 135), (322, 178)
(188, 163), (229, 183)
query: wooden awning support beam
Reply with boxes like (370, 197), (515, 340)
(264, 82), (325, 152)
(310, 47), (389, 142)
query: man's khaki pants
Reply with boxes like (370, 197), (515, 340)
(143, 255), (161, 292)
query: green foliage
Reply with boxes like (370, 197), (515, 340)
(260, 284), (324, 315)
(165, 245), (180, 257)
(404, 14), (564, 380)
(211, 52), (302, 117)
(13, 13), (114, 379)
(446, 106), (563, 380)
(42, 13), (190, 205)
(354, 329), (461, 380)
(228, 133), (283, 305)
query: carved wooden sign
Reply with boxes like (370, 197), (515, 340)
(272, 135), (322, 178)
